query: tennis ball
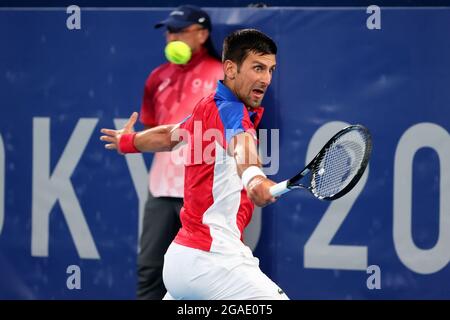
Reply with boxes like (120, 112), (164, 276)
(164, 41), (192, 65)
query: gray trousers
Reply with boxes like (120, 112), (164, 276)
(137, 191), (182, 300)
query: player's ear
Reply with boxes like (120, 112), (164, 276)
(223, 60), (237, 80)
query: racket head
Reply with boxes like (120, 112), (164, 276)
(302, 124), (372, 200)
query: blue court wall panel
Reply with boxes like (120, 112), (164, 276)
(0, 7), (449, 299)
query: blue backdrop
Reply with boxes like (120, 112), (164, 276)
(1, 7), (449, 299)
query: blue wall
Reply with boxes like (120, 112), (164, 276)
(1, 7), (449, 299)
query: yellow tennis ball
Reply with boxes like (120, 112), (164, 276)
(164, 41), (192, 65)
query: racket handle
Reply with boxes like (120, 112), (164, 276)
(270, 180), (291, 197)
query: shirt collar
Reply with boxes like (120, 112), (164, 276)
(215, 80), (265, 127)
(215, 80), (241, 102)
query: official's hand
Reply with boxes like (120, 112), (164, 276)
(100, 112), (138, 154)
(246, 176), (277, 207)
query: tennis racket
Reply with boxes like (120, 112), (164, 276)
(270, 124), (372, 200)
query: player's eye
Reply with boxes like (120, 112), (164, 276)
(254, 65), (263, 72)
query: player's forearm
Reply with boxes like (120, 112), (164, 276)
(134, 124), (179, 152)
(230, 132), (277, 207)
(230, 132), (262, 177)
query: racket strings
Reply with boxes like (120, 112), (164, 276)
(312, 130), (368, 198)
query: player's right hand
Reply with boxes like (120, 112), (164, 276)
(246, 176), (277, 207)
(100, 112), (138, 154)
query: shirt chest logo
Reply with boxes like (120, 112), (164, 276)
(191, 78), (214, 94)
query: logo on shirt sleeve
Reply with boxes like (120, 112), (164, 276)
(158, 78), (171, 92)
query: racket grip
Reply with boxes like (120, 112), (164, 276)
(270, 180), (290, 197)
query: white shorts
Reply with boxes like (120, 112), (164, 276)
(162, 242), (289, 300)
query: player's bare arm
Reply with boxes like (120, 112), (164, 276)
(100, 112), (182, 153)
(229, 132), (277, 207)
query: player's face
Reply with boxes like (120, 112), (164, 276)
(234, 52), (276, 108)
(165, 24), (208, 53)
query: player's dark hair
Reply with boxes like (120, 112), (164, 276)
(222, 29), (277, 69)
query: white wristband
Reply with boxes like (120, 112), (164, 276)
(241, 166), (266, 189)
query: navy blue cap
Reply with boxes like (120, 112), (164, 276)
(154, 5), (212, 31)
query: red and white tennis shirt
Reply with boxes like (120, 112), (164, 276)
(174, 81), (264, 255)
(140, 47), (223, 198)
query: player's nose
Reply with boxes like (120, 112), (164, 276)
(260, 70), (272, 87)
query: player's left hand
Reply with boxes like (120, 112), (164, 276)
(100, 112), (138, 154)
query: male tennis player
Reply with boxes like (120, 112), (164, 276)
(100, 29), (288, 300)
(138, 5), (222, 300)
